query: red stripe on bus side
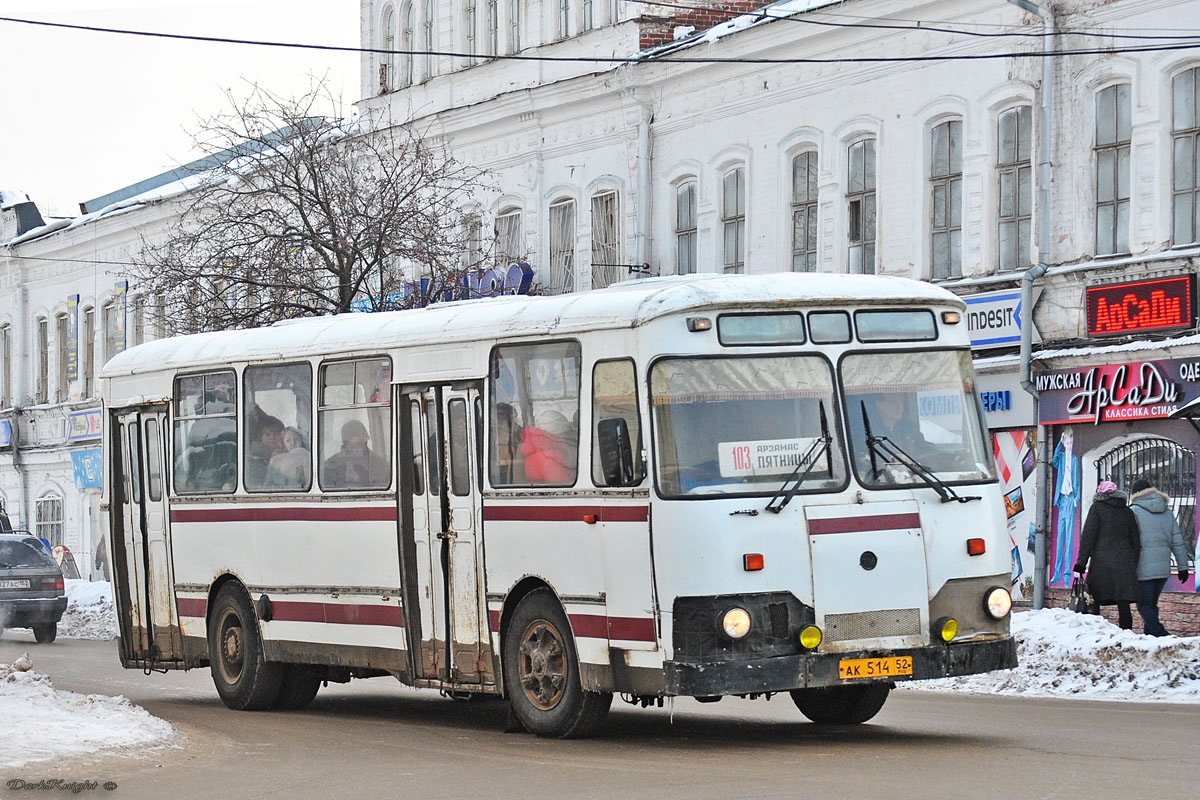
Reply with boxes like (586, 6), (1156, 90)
(807, 513), (922, 535)
(485, 609), (654, 642)
(170, 506), (397, 524)
(175, 596), (404, 627)
(482, 505), (649, 523)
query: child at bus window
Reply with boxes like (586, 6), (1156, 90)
(521, 410), (577, 484)
(322, 419), (390, 489)
(267, 427), (312, 489)
(246, 414), (284, 489)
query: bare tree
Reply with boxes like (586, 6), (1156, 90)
(132, 80), (498, 332)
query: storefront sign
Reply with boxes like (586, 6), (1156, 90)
(66, 409), (102, 441)
(1035, 357), (1200, 424)
(964, 289), (1038, 350)
(1086, 275), (1194, 337)
(975, 371), (1036, 428)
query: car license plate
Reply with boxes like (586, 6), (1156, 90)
(0, 579), (31, 589)
(839, 656), (913, 680)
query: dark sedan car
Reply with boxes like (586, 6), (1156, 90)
(0, 532), (67, 643)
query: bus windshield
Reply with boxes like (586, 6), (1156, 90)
(651, 355), (846, 497)
(842, 349), (995, 487)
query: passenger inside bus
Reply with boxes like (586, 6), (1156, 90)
(267, 426), (312, 489)
(322, 419), (389, 489)
(521, 410), (577, 484)
(246, 413), (284, 488)
(492, 403), (524, 484)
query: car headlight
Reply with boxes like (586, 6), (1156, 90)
(719, 607), (752, 639)
(983, 586), (1013, 619)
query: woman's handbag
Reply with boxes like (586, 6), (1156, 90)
(1070, 576), (1094, 614)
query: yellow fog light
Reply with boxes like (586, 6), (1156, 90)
(934, 616), (958, 643)
(984, 586), (1013, 619)
(719, 607), (752, 640)
(799, 625), (822, 650)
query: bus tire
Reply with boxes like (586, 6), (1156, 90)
(273, 665), (322, 710)
(208, 585), (283, 711)
(503, 589), (612, 739)
(790, 683), (891, 725)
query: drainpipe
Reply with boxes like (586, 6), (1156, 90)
(636, 100), (653, 270)
(1009, 0), (1054, 609)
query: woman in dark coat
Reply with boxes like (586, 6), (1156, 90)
(1074, 480), (1140, 629)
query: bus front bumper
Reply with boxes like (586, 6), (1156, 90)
(664, 635), (1017, 697)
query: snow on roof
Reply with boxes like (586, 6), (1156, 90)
(640, 0), (847, 60)
(100, 273), (963, 379)
(0, 188), (30, 209)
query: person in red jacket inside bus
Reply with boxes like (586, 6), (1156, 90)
(521, 410), (577, 484)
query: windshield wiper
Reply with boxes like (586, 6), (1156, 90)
(765, 403), (832, 514)
(865, 432), (980, 504)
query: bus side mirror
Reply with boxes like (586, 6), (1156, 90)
(597, 417), (636, 487)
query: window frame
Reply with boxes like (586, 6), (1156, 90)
(721, 166), (746, 274)
(997, 105), (1033, 271)
(930, 119), (963, 279)
(675, 180), (698, 275)
(791, 151), (818, 273)
(846, 138), (877, 275)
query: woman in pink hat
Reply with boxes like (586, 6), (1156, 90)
(1074, 480), (1141, 629)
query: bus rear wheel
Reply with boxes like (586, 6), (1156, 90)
(790, 684), (891, 725)
(503, 589), (611, 739)
(273, 665), (322, 710)
(208, 584), (283, 711)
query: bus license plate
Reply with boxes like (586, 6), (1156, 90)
(0, 579), (30, 589)
(838, 656), (913, 680)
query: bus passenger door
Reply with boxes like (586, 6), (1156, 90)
(400, 383), (490, 686)
(111, 407), (184, 666)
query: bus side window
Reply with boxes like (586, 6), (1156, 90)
(244, 363), (314, 493)
(592, 359), (644, 487)
(317, 357), (392, 492)
(489, 341), (581, 488)
(173, 370), (238, 494)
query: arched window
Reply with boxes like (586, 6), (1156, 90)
(675, 180), (697, 275)
(721, 167), (746, 274)
(400, 3), (414, 86)
(930, 120), (962, 279)
(846, 138), (876, 275)
(549, 198), (576, 295)
(380, 6), (396, 91)
(35, 493), (64, 548)
(997, 105), (1032, 271)
(791, 151), (818, 272)
(1095, 83), (1131, 255)
(591, 190), (622, 288)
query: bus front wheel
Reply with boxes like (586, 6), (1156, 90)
(208, 584), (283, 711)
(790, 684), (891, 725)
(503, 589), (612, 738)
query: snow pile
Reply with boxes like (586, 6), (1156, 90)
(905, 608), (1200, 703)
(0, 656), (175, 769)
(59, 580), (118, 641)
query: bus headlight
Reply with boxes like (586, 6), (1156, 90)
(719, 607), (752, 639)
(983, 586), (1013, 619)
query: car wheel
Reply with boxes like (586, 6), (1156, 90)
(33, 622), (57, 644)
(208, 584), (282, 710)
(790, 683), (891, 725)
(502, 589), (611, 738)
(273, 665), (322, 710)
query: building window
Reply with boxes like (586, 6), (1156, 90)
(496, 208), (523, 266)
(931, 120), (963, 279)
(400, 3), (414, 86)
(380, 6), (396, 91)
(56, 313), (69, 403)
(591, 190), (621, 289)
(675, 181), (697, 275)
(486, 0), (499, 54)
(1173, 67), (1200, 245)
(465, 0), (478, 61)
(997, 105), (1032, 270)
(558, 0), (570, 38)
(131, 295), (146, 347)
(461, 213), (483, 270)
(791, 151), (818, 272)
(423, 0), (434, 77)
(549, 199), (577, 295)
(722, 167), (746, 274)
(0, 325), (10, 408)
(1096, 84), (1131, 256)
(509, 0), (520, 52)
(82, 308), (95, 398)
(103, 301), (123, 362)
(35, 494), (63, 548)
(36, 317), (48, 404)
(583, 0), (593, 30)
(610, 0), (619, 24)
(847, 138), (876, 275)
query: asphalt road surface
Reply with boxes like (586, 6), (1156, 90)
(2, 633), (1196, 800)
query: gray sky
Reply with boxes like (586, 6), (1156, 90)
(0, 1), (360, 217)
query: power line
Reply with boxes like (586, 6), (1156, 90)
(2, 14), (1199, 66)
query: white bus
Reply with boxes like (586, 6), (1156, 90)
(101, 273), (1016, 738)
